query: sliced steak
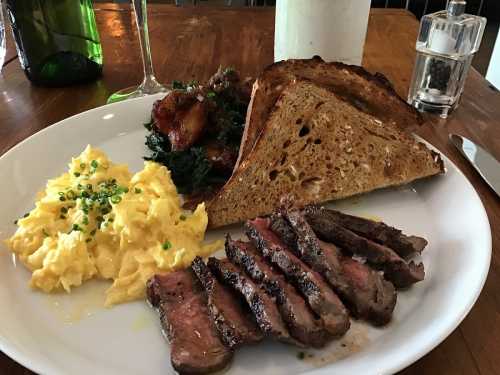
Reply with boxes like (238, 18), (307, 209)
(303, 217), (425, 288)
(225, 236), (330, 347)
(207, 257), (298, 346)
(191, 256), (263, 348)
(146, 271), (233, 374)
(245, 218), (350, 337)
(304, 206), (427, 257)
(273, 210), (396, 325)
(319, 241), (397, 325)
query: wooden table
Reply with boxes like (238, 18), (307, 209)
(0, 5), (498, 374)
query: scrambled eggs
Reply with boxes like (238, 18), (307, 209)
(5, 146), (222, 306)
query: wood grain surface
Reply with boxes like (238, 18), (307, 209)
(0, 5), (498, 374)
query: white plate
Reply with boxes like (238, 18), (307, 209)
(0, 94), (491, 375)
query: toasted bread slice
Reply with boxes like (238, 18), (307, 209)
(236, 56), (423, 168)
(207, 80), (443, 228)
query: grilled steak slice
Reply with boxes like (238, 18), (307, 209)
(207, 257), (298, 346)
(191, 257), (263, 348)
(245, 218), (350, 337)
(273, 210), (396, 325)
(269, 212), (298, 248)
(319, 241), (397, 325)
(304, 218), (425, 288)
(225, 236), (330, 347)
(146, 271), (232, 374)
(304, 206), (427, 257)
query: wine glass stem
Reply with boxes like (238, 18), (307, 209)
(132, 0), (156, 90)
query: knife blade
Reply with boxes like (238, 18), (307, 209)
(449, 133), (500, 197)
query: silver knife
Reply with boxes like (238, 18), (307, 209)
(449, 133), (500, 197)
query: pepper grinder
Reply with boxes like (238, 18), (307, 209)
(408, 0), (486, 118)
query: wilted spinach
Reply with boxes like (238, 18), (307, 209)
(143, 76), (247, 195)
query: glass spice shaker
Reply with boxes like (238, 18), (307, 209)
(408, 0), (486, 118)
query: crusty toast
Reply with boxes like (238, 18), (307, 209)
(207, 79), (443, 228)
(235, 56), (423, 169)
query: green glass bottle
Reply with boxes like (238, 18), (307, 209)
(6, 0), (103, 87)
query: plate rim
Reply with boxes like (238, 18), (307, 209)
(0, 96), (492, 375)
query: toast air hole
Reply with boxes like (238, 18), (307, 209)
(280, 153), (287, 165)
(315, 101), (325, 110)
(284, 169), (297, 182)
(299, 126), (310, 137)
(269, 170), (278, 181)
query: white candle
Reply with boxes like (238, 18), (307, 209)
(274, 0), (371, 65)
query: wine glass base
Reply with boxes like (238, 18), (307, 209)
(107, 85), (169, 104)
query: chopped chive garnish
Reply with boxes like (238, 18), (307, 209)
(85, 238), (91, 243)
(72, 224), (81, 232)
(86, 184), (93, 190)
(60, 214), (66, 219)
(110, 195), (122, 204)
(23, 213), (29, 218)
(90, 229), (97, 236)
(61, 207), (68, 214)
(77, 183), (83, 190)
(180, 214), (186, 221)
(59, 196), (66, 202)
(42, 229), (49, 237)
(74, 172), (81, 177)
(58, 192), (65, 196)
(134, 188), (142, 194)
(90, 160), (98, 169)
(162, 241), (172, 250)
(96, 216), (103, 222)
(115, 186), (128, 194)
(14, 219), (18, 225)
(82, 216), (89, 225)
(80, 163), (86, 169)
(108, 218), (114, 223)
(66, 190), (77, 200)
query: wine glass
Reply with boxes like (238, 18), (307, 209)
(107, 0), (168, 103)
(0, 1), (6, 71)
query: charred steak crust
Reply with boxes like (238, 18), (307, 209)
(207, 257), (298, 346)
(269, 213), (298, 249)
(191, 257), (263, 348)
(273, 210), (396, 326)
(245, 218), (350, 337)
(304, 206), (428, 258)
(146, 271), (233, 375)
(225, 236), (331, 347)
(305, 218), (425, 288)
